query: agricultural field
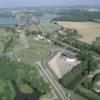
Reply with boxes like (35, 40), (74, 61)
(40, 21), (61, 33)
(57, 21), (100, 44)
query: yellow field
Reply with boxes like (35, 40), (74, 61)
(57, 21), (100, 44)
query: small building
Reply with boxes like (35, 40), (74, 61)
(93, 81), (100, 93)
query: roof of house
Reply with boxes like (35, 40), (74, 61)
(61, 50), (76, 59)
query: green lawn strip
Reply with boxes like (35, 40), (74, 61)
(76, 85), (100, 100)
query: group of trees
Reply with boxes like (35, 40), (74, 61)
(0, 56), (49, 100)
(92, 37), (100, 54)
(53, 9), (100, 22)
(62, 37), (100, 55)
(59, 50), (97, 89)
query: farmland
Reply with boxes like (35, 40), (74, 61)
(57, 21), (100, 44)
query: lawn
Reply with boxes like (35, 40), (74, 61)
(17, 81), (33, 94)
(57, 21), (100, 44)
(16, 47), (48, 61)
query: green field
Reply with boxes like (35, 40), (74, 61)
(17, 80), (33, 94)
(40, 21), (61, 33)
(16, 47), (48, 61)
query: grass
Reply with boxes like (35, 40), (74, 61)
(57, 21), (100, 44)
(16, 47), (48, 60)
(40, 21), (61, 33)
(40, 92), (54, 100)
(76, 85), (100, 100)
(71, 93), (88, 100)
(28, 24), (39, 32)
(17, 81), (33, 94)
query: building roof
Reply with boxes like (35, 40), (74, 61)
(61, 50), (76, 59)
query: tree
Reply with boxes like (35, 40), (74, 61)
(92, 37), (100, 54)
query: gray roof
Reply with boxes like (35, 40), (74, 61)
(61, 50), (76, 59)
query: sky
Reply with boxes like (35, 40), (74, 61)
(0, 0), (100, 8)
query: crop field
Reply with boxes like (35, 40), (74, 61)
(57, 21), (100, 44)
(40, 21), (61, 33)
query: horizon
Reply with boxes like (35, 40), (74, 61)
(0, 0), (100, 8)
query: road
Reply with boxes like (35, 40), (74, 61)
(33, 17), (69, 100)
(8, 17), (69, 100)
(35, 61), (69, 100)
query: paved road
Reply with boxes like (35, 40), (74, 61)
(33, 17), (69, 100)
(35, 61), (69, 100)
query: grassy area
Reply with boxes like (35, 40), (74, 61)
(57, 21), (100, 44)
(40, 92), (54, 100)
(0, 56), (49, 94)
(40, 21), (61, 33)
(16, 47), (48, 60)
(71, 93), (88, 100)
(17, 81), (33, 94)
(76, 85), (100, 100)
(0, 80), (15, 100)
(28, 24), (39, 32)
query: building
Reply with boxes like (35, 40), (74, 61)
(61, 50), (77, 63)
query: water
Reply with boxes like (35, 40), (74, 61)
(0, 14), (57, 24)
(0, 17), (28, 24)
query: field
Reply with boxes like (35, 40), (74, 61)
(28, 24), (39, 32)
(40, 21), (61, 33)
(57, 21), (100, 44)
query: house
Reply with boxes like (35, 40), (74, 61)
(93, 81), (100, 93)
